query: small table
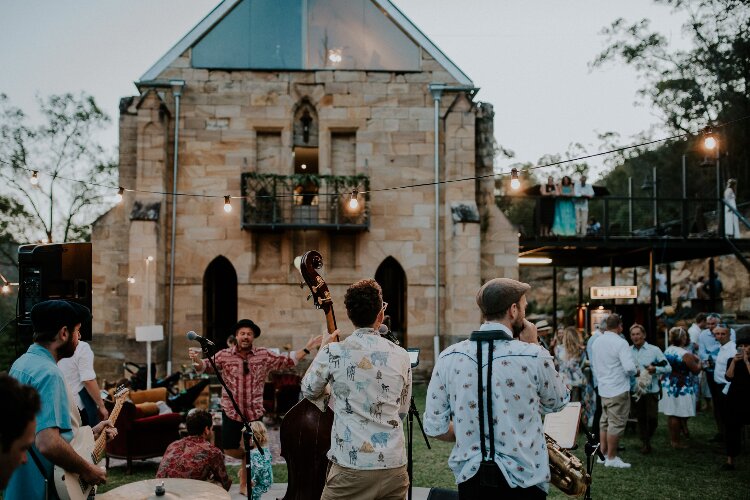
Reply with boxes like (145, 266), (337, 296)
(97, 478), (230, 500)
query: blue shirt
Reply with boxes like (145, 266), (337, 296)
(5, 344), (73, 500)
(630, 342), (671, 394)
(423, 322), (569, 492)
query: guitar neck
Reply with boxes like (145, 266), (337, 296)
(91, 398), (125, 464)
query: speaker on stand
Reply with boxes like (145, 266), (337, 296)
(17, 242), (92, 345)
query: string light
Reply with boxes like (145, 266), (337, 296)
(127, 276), (136, 284)
(11, 117), (749, 203)
(223, 195), (232, 213)
(348, 189), (359, 210)
(510, 168), (521, 190)
(703, 134), (717, 151)
(1, 283), (9, 294)
(115, 186), (125, 203)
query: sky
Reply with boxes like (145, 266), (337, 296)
(0, 0), (688, 181)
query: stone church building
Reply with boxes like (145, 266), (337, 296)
(91, 0), (517, 380)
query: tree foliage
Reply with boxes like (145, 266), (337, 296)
(0, 93), (116, 264)
(592, 0), (750, 189)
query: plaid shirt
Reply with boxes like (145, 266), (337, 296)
(156, 435), (231, 490)
(200, 346), (296, 422)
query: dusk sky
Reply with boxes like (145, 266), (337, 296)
(1, 0), (688, 181)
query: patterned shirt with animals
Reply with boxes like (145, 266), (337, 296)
(423, 322), (569, 492)
(301, 327), (412, 470)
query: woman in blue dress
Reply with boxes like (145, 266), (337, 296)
(552, 175), (576, 236)
(659, 327), (701, 449)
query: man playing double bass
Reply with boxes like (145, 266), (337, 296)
(302, 279), (412, 500)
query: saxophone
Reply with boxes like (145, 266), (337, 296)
(546, 434), (591, 497)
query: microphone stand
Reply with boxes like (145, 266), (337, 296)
(201, 343), (262, 499)
(406, 393), (430, 500)
(579, 420), (604, 500)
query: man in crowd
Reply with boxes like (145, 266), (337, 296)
(586, 320), (604, 435)
(0, 375), (40, 489)
(654, 267), (669, 309)
(156, 409), (231, 490)
(58, 335), (108, 426)
(424, 278), (569, 499)
(5, 300), (115, 499)
(698, 313), (735, 441)
(591, 313), (637, 468)
(629, 323), (670, 454)
(573, 175), (595, 235)
(302, 279), (412, 500)
(189, 319), (321, 495)
(712, 322), (735, 454)
(688, 313), (707, 354)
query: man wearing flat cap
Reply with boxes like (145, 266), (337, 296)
(189, 319), (322, 495)
(424, 278), (569, 499)
(5, 300), (115, 500)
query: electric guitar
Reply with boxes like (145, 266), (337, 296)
(53, 386), (129, 500)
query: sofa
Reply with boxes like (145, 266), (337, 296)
(105, 387), (182, 473)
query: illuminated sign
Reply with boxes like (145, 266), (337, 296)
(590, 286), (638, 300)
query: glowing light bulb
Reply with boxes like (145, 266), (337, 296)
(127, 276), (136, 284)
(146, 256), (154, 263)
(116, 187), (124, 203)
(348, 189), (359, 210)
(703, 136), (717, 150)
(1, 283), (10, 294)
(30, 171), (39, 186)
(301, 163), (307, 170)
(223, 196), (232, 213)
(510, 168), (521, 190)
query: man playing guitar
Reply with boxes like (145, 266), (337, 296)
(5, 300), (116, 500)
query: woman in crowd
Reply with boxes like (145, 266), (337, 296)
(659, 327), (701, 449)
(539, 175), (558, 236)
(554, 326), (596, 427)
(552, 175), (576, 236)
(724, 178), (740, 238)
(722, 327), (750, 470)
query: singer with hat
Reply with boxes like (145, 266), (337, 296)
(188, 319), (321, 496)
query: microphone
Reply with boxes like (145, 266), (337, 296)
(187, 330), (216, 348)
(378, 324), (400, 345)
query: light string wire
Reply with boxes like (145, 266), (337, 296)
(11, 115), (749, 201)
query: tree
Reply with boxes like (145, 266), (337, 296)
(0, 93), (116, 265)
(591, 0), (750, 189)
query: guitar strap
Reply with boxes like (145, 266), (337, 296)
(470, 329), (512, 488)
(28, 447), (52, 500)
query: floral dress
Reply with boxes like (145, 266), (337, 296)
(552, 184), (576, 236)
(659, 346), (698, 418)
(555, 345), (596, 428)
(249, 446), (273, 500)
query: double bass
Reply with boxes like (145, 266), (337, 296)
(280, 250), (336, 500)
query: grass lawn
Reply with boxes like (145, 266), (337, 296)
(99, 383), (750, 499)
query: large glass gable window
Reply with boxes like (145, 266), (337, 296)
(192, 0), (420, 71)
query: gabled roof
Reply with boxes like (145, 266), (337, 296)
(139, 0), (473, 86)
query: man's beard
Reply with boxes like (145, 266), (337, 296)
(58, 334), (77, 359)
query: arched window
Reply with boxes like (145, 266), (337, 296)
(203, 256), (238, 347)
(375, 257), (407, 346)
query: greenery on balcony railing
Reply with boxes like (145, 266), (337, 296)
(241, 172), (370, 230)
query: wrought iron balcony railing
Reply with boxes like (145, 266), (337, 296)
(241, 172), (370, 231)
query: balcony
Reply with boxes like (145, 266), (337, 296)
(241, 172), (370, 231)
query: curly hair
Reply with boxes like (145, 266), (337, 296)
(185, 409), (213, 436)
(0, 374), (40, 451)
(344, 279), (383, 328)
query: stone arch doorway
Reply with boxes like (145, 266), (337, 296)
(375, 257), (407, 346)
(203, 256), (237, 348)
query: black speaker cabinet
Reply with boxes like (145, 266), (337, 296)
(18, 243), (92, 341)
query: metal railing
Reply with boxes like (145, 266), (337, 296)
(501, 195), (749, 240)
(241, 173), (370, 231)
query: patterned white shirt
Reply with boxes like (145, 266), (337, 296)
(424, 322), (569, 491)
(301, 328), (411, 470)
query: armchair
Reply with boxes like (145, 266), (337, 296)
(105, 387), (182, 473)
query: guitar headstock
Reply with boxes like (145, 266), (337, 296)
(113, 385), (130, 401)
(298, 251), (332, 314)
